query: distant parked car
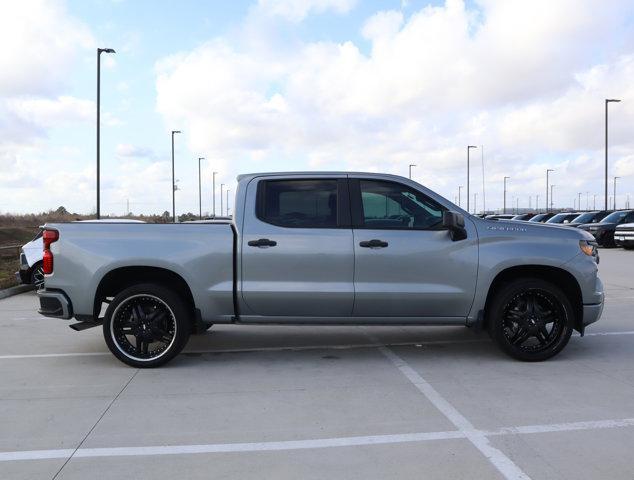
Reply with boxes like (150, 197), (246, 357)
(17, 229), (44, 287)
(511, 213), (536, 221)
(578, 210), (634, 247)
(528, 213), (556, 223)
(614, 223), (634, 249)
(485, 214), (516, 220)
(17, 219), (144, 288)
(546, 212), (583, 224)
(566, 211), (610, 228)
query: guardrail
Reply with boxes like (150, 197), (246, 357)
(0, 245), (21, 258)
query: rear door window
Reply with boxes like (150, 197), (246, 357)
(257, 179), (343, 228)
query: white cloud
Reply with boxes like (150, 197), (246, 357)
(255, 0), (357, 22)
(6, 96), (93, 128)
(116, 144), (154, 158)
(0, 0), (93, 96)
(153, 0), (634, 212)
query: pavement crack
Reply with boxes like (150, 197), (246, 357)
(50, 368), (139, 480)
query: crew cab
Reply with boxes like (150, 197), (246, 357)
(37, 172), (604, 367)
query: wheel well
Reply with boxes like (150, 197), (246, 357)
(94, 266), (196, 320)
(484, 265), (583, 332)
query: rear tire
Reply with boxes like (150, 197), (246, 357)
(487, 278), (574, 361)
(103, 283), (191, 368)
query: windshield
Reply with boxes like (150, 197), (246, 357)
(571, 212), (596, 223)
(601, 211), (630, 223)
(546, 214), (567, 223)
(529, 214), (546, 222)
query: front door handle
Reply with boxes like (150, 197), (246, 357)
(248, 238), (277, 247)
(359, 239), (388, 248)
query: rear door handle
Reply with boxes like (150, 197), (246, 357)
(359, 239), (388, 248)
(248, 238), (277, 247)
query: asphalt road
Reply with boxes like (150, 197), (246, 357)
(1, 248), (633, 480)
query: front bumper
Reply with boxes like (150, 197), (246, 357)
(614, 231), (634, 247)
(581, 276), (604, 328)
(38, 289), (73, 319)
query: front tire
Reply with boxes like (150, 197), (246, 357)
(103, 283), (191, 368)
(487, 278), (574, 361)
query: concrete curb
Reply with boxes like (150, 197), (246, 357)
(0, 284), (37, 300)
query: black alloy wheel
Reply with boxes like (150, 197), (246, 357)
(488, 278), (574, 361)
(103, 284), (190, 367)
(30, 263), (44, 288)
(502, 289), (565, 353)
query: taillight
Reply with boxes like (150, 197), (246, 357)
(42, 229), (59, 275)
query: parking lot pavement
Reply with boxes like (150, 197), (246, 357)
(1, 248), (633, 479)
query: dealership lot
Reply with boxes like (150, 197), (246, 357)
(1, 249), (633, 479)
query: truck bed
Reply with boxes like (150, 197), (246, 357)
(43, 222), (236, 323)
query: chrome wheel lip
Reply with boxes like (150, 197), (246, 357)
(110, 294), (177, 362)
(502, 288), (566, 353)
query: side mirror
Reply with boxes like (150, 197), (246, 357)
(443, 211), (467, 241)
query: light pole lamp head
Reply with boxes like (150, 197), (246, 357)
(172, 130), (181, 135)
(467, 145), (477, 149)
(199, 157), (205, 161)
(98, 48), (116, 54)
(606, 99), (621, 103)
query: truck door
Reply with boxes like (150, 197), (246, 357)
(240, 176), (354, 317)
(349, 177), (478, 319)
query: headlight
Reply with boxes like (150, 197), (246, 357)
(579, 240), (597, 257)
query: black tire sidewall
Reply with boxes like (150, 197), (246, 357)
(103, 283), (191, 368)
(488, 278), (574, 362)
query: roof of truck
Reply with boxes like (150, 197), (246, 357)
(236, 171), (410, 182)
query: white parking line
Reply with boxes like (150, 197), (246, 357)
(1, 417), (633, 463)
(0, 330), (631, 360)
(0, 339), (486, 360)
(378, 345), (531, 480)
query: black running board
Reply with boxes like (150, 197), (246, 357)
(69, 319), (103, 331)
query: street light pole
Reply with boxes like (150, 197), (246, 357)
(198, 157), (205, 219)
(212, 172), (217, 217)
(171, 130), (181, 223)
(408, 164), (416, 179)
(593, 194), (596, 210)
(96, 47), (115, 219)
(481, 145), (486, 213)
(546, 169), (554, 213)
(503, 176), (510, 214)
(578, 193), (582, 212)
(550, 184), (555, 211)
(467, 146), (477, 212)
(536, 195), (539, 213)
(220, 183), (225, 216)
(605, 99), (621, 210)
(458, 186), (463, 207)
(614, 176), (620, 210)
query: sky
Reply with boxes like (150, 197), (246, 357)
(1, 0), (634, 216)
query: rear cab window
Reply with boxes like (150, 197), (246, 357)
(256, 178), (349, 228)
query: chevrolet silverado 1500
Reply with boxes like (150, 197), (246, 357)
(37, 172), (604, 367)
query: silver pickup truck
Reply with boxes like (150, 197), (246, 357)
(38, 172), (604, 367)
